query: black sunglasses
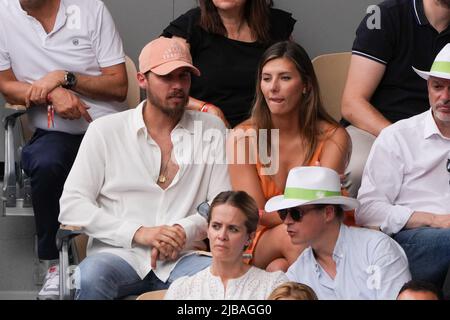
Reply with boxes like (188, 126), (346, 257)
(278, 206), (322, 222)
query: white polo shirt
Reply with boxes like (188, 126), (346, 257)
(0, 0), (126, 134)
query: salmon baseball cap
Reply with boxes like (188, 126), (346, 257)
(138, 37), (200, 76)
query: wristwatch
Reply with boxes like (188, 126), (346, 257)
(62, 71), (77, 89)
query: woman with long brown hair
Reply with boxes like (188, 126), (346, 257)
(162, 0), (296, 127)
(228, 41), (352, 272)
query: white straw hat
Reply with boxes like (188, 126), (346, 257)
(413, 43), (450, 80)
(265, 166), (360, 212)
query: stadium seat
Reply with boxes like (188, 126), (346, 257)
(311, 52), (351, 122)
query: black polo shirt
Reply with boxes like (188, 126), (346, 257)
(350, 0), (450, 123)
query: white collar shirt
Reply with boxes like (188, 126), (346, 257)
(356, 109), (450, 235)
(59, 102), (231, 281)
(286, 225), (411, 300)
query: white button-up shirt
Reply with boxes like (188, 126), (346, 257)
(286, 225), (411, 300)
(356, 109), (450, 235)
(59, 102), (231, 281)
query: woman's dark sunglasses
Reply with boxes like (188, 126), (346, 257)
(278, 206), (322, 222)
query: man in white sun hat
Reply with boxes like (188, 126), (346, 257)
(265, 166), (411, 300)
(357, 43), (450, 295)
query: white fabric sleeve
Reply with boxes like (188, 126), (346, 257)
(175, 213), (208, 246)
(59, 124), (141, 249)
(175, 122), (231, 246)
(206, 123), (231, 202)
(356, 132), (414, 235)
(370, 237), (411, 299)
(91, 1), (125, 67)
(0, 18), (10, 71)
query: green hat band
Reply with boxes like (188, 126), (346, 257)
(431, 61), (450, 74)
(284, 187), (341, 200)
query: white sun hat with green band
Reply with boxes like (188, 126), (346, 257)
(413, 43), (450, 80)
(265, 166), (360, 212)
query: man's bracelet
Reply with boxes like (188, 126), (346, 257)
(200, 103), (209, 112)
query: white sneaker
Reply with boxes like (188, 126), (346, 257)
(37, 265), (59, 300)
(35, 259), (58, 285)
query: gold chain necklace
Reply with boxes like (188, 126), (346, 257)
(158, 149), (172, 184)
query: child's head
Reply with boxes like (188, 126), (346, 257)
(397, 280), (441, 300)
(268, 282), (318, 300)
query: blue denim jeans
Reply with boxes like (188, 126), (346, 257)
(394, 227), (450, 289)
(74, 252), (211, 300)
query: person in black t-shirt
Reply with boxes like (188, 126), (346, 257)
(341, 0), (450, 198)
(162, 0), (296, 128)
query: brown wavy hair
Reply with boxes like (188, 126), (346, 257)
(251, 41), (339, 164)
(198, 0), (273, 43)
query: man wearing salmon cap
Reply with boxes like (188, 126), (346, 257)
(59, 37), (230, 299)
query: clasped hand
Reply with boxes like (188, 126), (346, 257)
(133, 225), (186, 269)
(49, 87), (92, 122)
(26, 71), (92, 123)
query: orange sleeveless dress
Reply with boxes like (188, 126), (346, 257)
(243, 126), (355, 264)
